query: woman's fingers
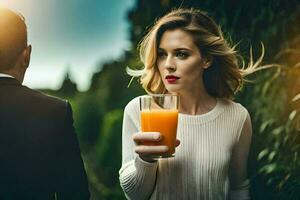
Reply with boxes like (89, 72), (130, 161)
(133, 132), (181, 148)
(133, 133), (180, 161)
(135, 145), (169, 155)
(132, 132), (161, 144)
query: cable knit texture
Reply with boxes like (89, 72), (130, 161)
(119, 96), (249, 200)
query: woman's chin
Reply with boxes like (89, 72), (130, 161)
(165, 85), (181, 93)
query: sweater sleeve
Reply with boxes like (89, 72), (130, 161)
(229, 179), (250, 200)
(119, 98), (158, 200)
(229, 104), (251, 200)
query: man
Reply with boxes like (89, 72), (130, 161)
(0, 7), (90, 199)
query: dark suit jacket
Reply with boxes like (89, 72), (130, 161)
(0, 77), (90, 200)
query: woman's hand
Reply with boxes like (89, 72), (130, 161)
(132, 132), (180, 162)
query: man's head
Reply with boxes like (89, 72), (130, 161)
(0, 7), (31, 83)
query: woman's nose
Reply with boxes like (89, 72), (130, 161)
(164, 56), (176, 71)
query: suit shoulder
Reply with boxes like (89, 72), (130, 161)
(21, 86), (68, 109)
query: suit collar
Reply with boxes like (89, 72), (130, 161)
(0, 73), (15, 78)
(0, 77), (21, 85)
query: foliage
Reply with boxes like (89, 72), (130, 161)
(83, 109), (124, 200)
(73, 93), (103, 146)
(96, 110), (123, 187)
(249, 40), (300, 199)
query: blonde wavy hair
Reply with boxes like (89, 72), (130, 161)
(128, 8), (272, 99)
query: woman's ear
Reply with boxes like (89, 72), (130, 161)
(202, 56), (213, 69)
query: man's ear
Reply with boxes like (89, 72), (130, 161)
(22, 45), (32, 68)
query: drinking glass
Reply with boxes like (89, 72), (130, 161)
(139, 94), (179, 158)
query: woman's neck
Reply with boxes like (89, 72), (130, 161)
(177, 89), (217, 115)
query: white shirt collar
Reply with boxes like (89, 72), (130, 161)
(0, 73), (15, 78)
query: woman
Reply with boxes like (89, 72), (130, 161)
(120, 8), (263, 200)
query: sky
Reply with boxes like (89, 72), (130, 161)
(0, 0), (136, 91)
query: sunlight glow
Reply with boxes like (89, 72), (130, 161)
(0, 0), (135, 91)
(0, 0), (24, 11)
(0, 1), (11, 6)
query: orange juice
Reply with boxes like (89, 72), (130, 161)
(141, 109), (178, 155)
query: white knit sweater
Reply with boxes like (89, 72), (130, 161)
(119, 96), (249, 200)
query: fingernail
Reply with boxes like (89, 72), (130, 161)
(153, 134), (160, 140)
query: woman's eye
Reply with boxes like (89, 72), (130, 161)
(176, 51), (188, 59)
(157, 51), (166, 58)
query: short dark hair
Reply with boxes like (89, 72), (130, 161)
(0, 7), (27, 70)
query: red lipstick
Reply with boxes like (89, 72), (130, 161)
(166, 75), (179, 84)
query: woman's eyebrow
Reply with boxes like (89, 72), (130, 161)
(158, 47), (192, 51)
(173, 48), (192, 51)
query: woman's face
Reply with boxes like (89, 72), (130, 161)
(157, 29), (208, 94)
